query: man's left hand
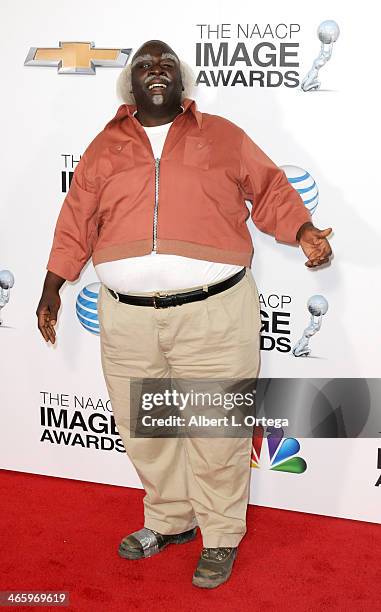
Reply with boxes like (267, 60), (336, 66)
(296, 222), (333, 268)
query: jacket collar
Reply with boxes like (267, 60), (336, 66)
(105, 97), (202, 130)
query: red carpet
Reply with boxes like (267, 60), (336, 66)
(0, 469), (379, 611)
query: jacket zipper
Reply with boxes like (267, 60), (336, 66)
(153, 157), (160, 251)
(134, 109), (184, 252)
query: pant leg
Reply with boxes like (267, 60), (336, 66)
(164, 267), (261, 547)
(98, 283), (197, 534)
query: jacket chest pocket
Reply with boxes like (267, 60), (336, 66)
(107, 140), (135, 174)
(183, 136), (212, 170)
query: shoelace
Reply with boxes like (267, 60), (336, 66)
(201, 547), (233, 561)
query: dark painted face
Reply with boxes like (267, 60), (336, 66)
(130, 43), (183, 110)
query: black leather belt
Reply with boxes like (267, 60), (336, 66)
(107, 267), (246, 309)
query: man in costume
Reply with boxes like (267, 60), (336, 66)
(37, 39), (332, 588)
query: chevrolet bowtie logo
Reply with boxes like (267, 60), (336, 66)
(24, 41), (131, 74)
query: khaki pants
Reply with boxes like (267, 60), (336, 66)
(98, 267), (261, 548)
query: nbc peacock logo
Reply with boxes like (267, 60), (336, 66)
(251, 425), (307, 474)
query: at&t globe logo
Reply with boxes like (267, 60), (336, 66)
(281, 165), (319, 214)
(76, 283), (101, 335)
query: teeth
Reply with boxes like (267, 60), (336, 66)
(148, 83), (167, 90)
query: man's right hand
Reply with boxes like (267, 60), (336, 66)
(36, 271), (66, 344)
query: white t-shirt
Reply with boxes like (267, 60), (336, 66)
(94, 120), (243, 293)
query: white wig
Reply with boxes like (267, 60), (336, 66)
(116, 58), (196, 105)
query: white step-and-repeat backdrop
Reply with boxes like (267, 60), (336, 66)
(1, 0), (380, 524)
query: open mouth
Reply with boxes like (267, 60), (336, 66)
(147, 82), (168, 92)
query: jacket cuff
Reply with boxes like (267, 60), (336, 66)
(46, 259), (81, 283)
(275, 208), (313, 245)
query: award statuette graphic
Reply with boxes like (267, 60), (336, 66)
(301, 20), (340, 92)
(0, 269), (15, 326)
(292, 295), (328, 357)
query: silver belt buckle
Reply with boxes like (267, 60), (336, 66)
(153, 291), (168, 309)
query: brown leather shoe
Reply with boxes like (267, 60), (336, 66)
(118, 526), (197, 560)
(192, 547), (238, 588)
